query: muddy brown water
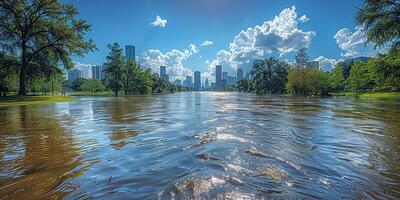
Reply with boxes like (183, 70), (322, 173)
(0, 92), (399, 199)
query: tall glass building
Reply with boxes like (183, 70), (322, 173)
(215, 65), (222, 89)
(125, 45), (135, 62)
(194, 71), (201, 91)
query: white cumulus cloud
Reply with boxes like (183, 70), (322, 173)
(313, 56), (343, 71)
(299, 15), (309, 23)
(138, 44), (198, 81)
(208, 6), (315, 75)
(151, 15), (167, 27)
(201, 40), (214, 46)
(334, 26), (388, 58)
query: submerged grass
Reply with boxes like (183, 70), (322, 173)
(0, 96), (76, 107)
(332, 92), (400, 101)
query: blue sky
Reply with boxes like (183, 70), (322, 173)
(66, 0), (387, 81)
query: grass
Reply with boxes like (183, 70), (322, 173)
(0, 95), (76, 107)
(332, 92), (400, 101)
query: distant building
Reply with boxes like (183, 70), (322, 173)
(211, 82), (216, 89)
(153, 73), (159, 77)
(215, 65), (222, 89)
(245, 73), (251, 80)
(92, 65), (104, 80)
(221, 79), (227, 89)
(185, 76), (193, 88)
(227, 76), (236, 86)
(68, 69), (82, 81)
(174, 79), (182, 86)
(204, 78), (209, 89)
(237, 68), (243, 81)
(125, 45), (136, 62)
(194, 71), (201, 91)
(160, 66), (169, 81)
(222, 72), (228, 80)
(309, 61), (319, 69)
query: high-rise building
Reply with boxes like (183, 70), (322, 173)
(174, 79), (182, 86)
(68, 69), (82, 81)
(215, 65), (222, 89)
(160, 66), (169, 81)
(92, 65), (104, 80)
(237, 68), (243, 81)
(227, 76), (236, 86)
(194, 71), (201, 91)
(204, 78), (209, 89)
(222, 72), (228, 80)
(185, 76), (193, 88)
(125, 45), (136, 62)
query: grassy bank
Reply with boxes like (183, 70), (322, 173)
(332, 92), (400, 101)
(0, 96), (76, 107)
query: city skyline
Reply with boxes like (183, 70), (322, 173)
(68, 0), (389, 82)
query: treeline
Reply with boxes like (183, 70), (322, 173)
(238, 0), (400, 96)
(237, 48), (400, 95)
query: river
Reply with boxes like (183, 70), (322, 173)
(0, 92), (399, 199)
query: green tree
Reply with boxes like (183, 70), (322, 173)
(237, 79), (250, 92)
(104, 43), (124, 97)
(357, 0), (400, 50)
(0, 0), (95, 95)
(81, 79), (105, 93)
(347, 61), (374, 92)
(368, 51), (400, 90)
(250, 57), (288, 94)
(329, 64), (345, 92)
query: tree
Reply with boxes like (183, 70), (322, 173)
(329, 64), (345, 92)
(368, 51), (400, 90)
(357, 0), (400, 50)
(104, 43), (124, 97)
(0, 0), (96, 95)
(81, 79), (105, 93)
(237, 79), (250, 92)
(347, 61), (374, 92)
(250, 57), (288, 94)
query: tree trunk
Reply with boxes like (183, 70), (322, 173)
(18, 43), (27, 96)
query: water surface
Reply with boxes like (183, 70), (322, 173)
(1, 92), (400, 199)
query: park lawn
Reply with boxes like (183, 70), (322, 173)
(333, 92), (400, 101)
(0, 96), (76, 107)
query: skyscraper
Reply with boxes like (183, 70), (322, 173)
(194, 71), (201, 91)
(92, 65), (104, 80)
(185, 76), (193, 88)
(237, 68), (243, 81)
(68, 69), (82, 81)
(160, 66), (169, 81)
(222, 72), (228, 80)
(215, 65), (222, 89)
(125, 45), (135, 62)
(204, 78), (209, 89)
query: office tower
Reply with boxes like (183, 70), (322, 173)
(204, 78), (209, 89)
(185, 76), (193, 88)
(237, 68), (243, 80)
(125, 45), (136, 62)
(221, 79), (227, 89)
(194, 71), (201, 91)
(228, 76), (236, 86)
(222, 72), (228, 80)
(174, 79), (182, 86)
(92, 65), (104, 80)
(215, 65), (222, 89)
(160, 66), (169, 81)
(68, 69), (82, 81)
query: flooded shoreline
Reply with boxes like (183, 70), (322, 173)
(1, 92), (399, 199)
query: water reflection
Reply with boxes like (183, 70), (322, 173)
(0, 92), (399, 199)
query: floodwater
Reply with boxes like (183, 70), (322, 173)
(0, 92), (399, 199)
